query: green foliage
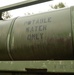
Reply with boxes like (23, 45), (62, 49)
(51, 2), (65, 9)
(2, 11), (11, 20)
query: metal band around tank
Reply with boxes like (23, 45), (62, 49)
(7, 17), (18, 60)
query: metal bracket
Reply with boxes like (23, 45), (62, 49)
(0, 0), (51, 12)
(25, 68), (47, 73)
(0, 0), (51, 20)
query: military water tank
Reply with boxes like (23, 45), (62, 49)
(0, 6), (74, 60)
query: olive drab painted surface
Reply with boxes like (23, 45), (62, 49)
(0, 61), (74, 73)
(0, 20), (12, 60)
(0, 6), (74, 60)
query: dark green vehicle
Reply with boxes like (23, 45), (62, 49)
(0, 0), (74, 74)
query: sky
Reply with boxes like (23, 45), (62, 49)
(0, 0), (74, 18)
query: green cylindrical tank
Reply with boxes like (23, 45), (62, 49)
(0, 19), (13, 60)
(0, 7), (74, 60)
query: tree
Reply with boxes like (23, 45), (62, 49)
(51, 2), (66, 9)
(2, 11), (11, 20)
